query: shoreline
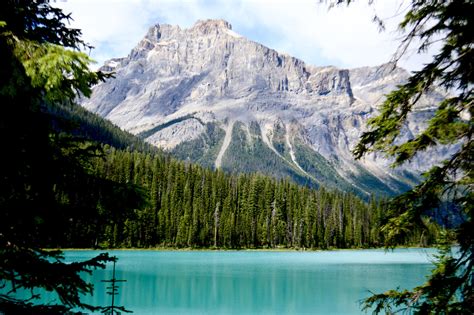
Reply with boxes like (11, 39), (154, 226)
(49, 245), (437, 252)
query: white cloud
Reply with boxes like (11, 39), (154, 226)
(55, 0), (436, 71)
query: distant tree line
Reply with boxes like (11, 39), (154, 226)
(58, 145), (439, 249)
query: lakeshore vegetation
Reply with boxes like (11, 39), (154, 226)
(82, 145), (438, 250)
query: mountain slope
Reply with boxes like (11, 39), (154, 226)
(82, 19), (448, 197)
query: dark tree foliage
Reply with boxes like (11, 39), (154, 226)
(330, 0), (473, 313)
(0, 1), (144, 313)
(81, 146), (436, 250)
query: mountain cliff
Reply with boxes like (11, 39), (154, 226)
(82, 19), (447, 197)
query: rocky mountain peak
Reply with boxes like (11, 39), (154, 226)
(144, 23), (181, 42)
(192, 19), (232, 33)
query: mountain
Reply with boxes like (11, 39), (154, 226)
(82, 19), (447, 197)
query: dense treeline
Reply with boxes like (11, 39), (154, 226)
(61, 146), (438, 249)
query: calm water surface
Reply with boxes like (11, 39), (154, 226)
(57, 249), (436, 314)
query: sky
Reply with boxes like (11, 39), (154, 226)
(54, 0), (435, 71)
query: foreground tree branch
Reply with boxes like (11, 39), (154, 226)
(329, 0), (473, 313)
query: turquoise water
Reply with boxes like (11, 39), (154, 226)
(41, 249), (438, 314)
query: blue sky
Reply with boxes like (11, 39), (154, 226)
(55, 0), (435, 71)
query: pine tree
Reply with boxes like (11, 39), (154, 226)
(330, 0), (473, 313)
(0, 1), (144, 313)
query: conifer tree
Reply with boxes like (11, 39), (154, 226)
(0, 1), (144, 313)
(330, 0), (473, 313)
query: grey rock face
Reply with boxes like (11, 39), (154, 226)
(82, 19), (448, 196)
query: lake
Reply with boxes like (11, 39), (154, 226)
(54, 249), (437, 314)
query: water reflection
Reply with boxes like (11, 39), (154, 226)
(66, 249), (434, 315)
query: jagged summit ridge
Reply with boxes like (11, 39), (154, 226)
(83, 19), (447, 196)
(143, 19), (233, 42)
(193, 19), (233, 31)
